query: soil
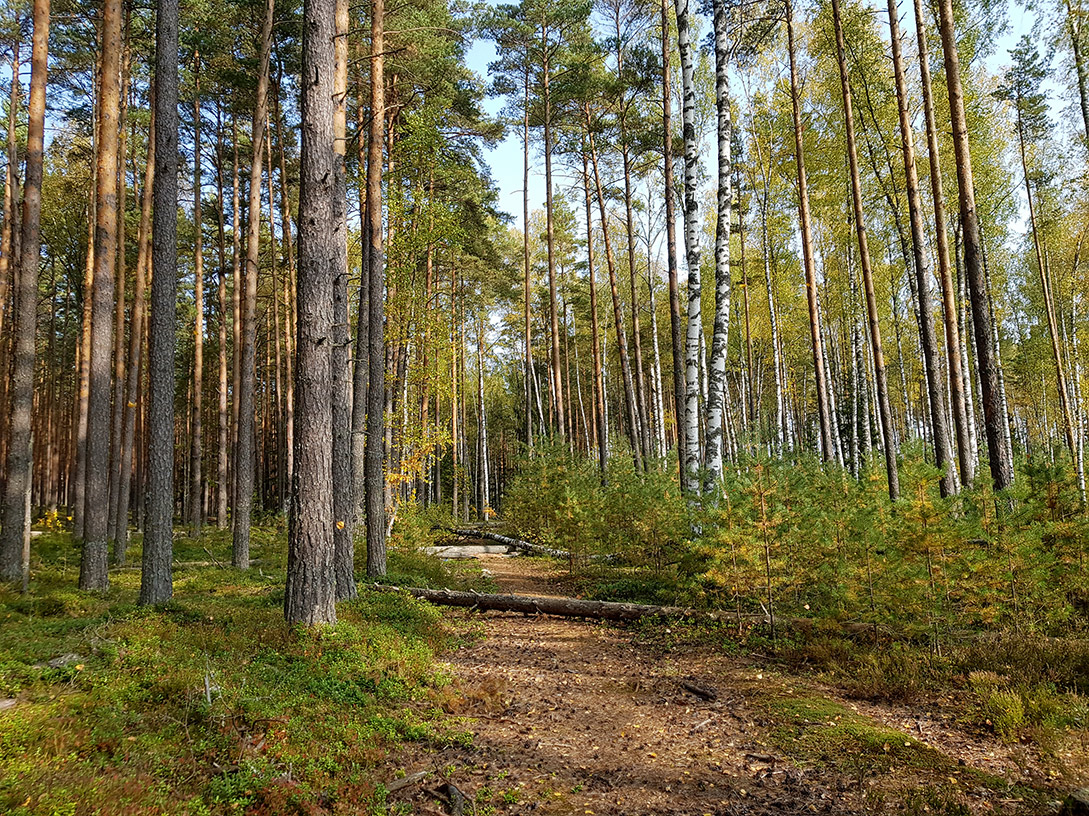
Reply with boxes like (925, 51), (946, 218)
(384, 555), (1081, 815)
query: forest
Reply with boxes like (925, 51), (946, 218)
(1, 0), (1089, 809)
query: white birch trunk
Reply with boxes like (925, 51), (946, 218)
(675, 0), (702, 493)
(705, 0), (731, 491)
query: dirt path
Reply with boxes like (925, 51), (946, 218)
(385, 556), (1074, 815)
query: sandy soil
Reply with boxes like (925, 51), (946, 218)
(383, 556), (1077, 815)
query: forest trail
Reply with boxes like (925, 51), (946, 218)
(385, 555), (1072, 815)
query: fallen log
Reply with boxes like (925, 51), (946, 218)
(377, 584), (756, 624)
(445, 527), (618, 562)
(447, 527), (567, 559)
(373, 585), (879, 635)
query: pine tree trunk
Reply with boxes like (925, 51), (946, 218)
(80, 0), (124, 591)
(365, 0), (388, 576)
(831, 0), (899, 502)
(0, 42), (18, 370)
(351, 52), (369, 521)
(523, 66), (533, 449)
(141, 0), (179, 606)
(786, 0), (833, 462)
(541, 29), (565, 441)
(674, 0), (702, 492)
(232, 0), (275, 568)
(214, 103), (229, 530)
(934, 0), (1014, 492)
(331, 0), (356, 601)
(189, 57), (204, 535)
(586, 111), (643, 471)
(112, 102), (154, 553)
(107, 29), (130, 553)
(0, 0), (47, 586)
(581, 145), (608, 477)
(705, 0), (731, 490)
(286, 0), (339, 626)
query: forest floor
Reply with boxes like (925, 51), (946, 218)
(385, 553), (1085, 816)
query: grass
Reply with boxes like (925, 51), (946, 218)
(0, 527), (478, 816)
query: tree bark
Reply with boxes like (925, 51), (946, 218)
(831, 0), (899, 502)
(885, 2), (955, 495)
(232, 0), (275, 568)
(81, 0), (124, 592)
(112, 100), (154, 553)
(661, 0), (685, 485)
(331, 0), (357, 601)
(189, 55), (204, 535)
(141, 0), (179, 606)
(586, 110), (643, 471)
(541, 24), (565, 441)
(934, 0), (1014, 492)
(286, 0), (340, 626)
(581, 145), (608, 477)
(705, 0), (731, 490)
(674, 0), (702, 492)
(786, 0), (833, 462)
(911, 0), (972, 487)
(0, 0), (47, 586)
(366, 0), (388, 576)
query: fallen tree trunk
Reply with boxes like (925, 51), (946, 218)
(446, 527), (567, 558)
(371, 585), (876, 634)
(374, 584), (726, 621)
(445, 528), (618, 563)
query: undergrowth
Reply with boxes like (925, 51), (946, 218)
(0, 525), (474, 816)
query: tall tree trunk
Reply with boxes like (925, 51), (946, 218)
(189, 56), (204, 535)
(705, 0), (731, 489)
(912, 0), (972, 487)
(141, 0), (178, 606)
(286, 0), (339, 626)
(232, 0), (275, 568)
(112, 100), (154, 554)
(674, 0), (702, 492)
(934, 0), (1014, 492)
(541, 26), (565, 441)
(831, 0), (899, 501)
(214, 102), (229, 530)
(885, 3), (955, 495)
(1066, 0), (1089, 155)
(0, 41), (18, 361)
(230, 115), (242, 506)
(0, 0), (47, 586)
(331, 0), (356, 601)
(107, 27), (130, 552)
(81, 0), (124, 591)
(350, 51), (369, 520)
(587, 109), (643, 471)
(523, 66), (533, 449)
(581, 145), (608, 477)
(662, 0), (685, 485)
(365, 0), (388, 576)
(1013, 99), (1077, 466)
(786, 0), (833, 462)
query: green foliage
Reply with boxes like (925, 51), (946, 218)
(503, 444), (689, 575)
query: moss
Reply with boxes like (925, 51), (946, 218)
(0, 526), (468, 816)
